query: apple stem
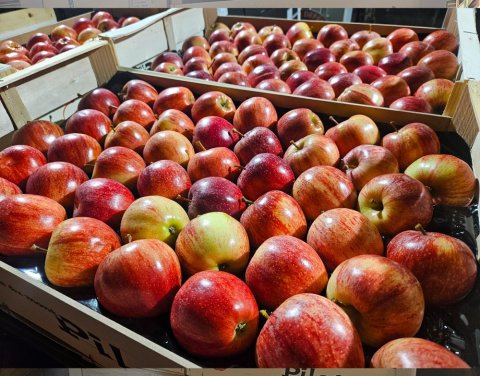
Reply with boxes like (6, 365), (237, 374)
(234, 164), (245, 170)
(110, 105), (119, 110)
(195, 140), (207, 152)
(126, 234), (133, 244)
(259, 309), (271, 320)
(232, 128), (244, 138)
(388, 121), (398, 132)
(176, 195), (192, 203)
(329, 116), (339, 125)
(289, 140), (301, 149)
(415, 223), (428, 235)
(31, 244), (48, 254)
(241, 197), (254, 205)
(369, 24), (372, 33)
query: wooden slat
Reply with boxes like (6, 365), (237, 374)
(0, 9), (57, 41)
(163, 8), (206, 51)
(456, 9), (480, 80)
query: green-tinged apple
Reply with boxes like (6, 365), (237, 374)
(45, 217), (120, 287)
(170, 270), (258, 358)
(256, 293), (364, 367)
(362, 37), (393, 65)
(94, 239), (181, 318)
(0, 194), (66, 256)
(120, 196), (189, 247)
(414, 78), (454, 114)
(405, 154), (476, 207)
(286, 22), (313, 45)
(341, 145), (399, 190)
(246, 236), (328, 309)
(358, 173), (433, 236)
(326, 254), (425, 347)
(175, 212), (249, 275)
(240, 190), (307, 249)
(307, 208), (383, 272)
(293, 166), (357, 221)
(350, 30), (381, 49)
(143, 130), (195, 168)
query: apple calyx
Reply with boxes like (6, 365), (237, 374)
(290, 140), (302, 150)
(414, 223), (428, 235)
(169, 226), (179, 236)
(31, 244), (48, 254)
(235, 322), (248, 335)
(260, 309), (271, 320)
(231, 128), (244, 138)
(219, 97), (232, 110)
(329, 116), (339, 126)
(195, 140), (207, 151)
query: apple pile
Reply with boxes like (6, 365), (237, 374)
(150, 21), (459, 114)
(0, 79), (476, 368)
(0, 10), (140, 71)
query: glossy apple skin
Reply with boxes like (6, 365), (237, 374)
(234, 127), (282, 165)
(0, 194), (66, 256)
(95, 239), (181, 318)
(218, 71), (250, 86)
(277, 108), (324, 148)
(293, 166), (357, 221)
(137, 160), (191, 200)
(339, 50), (374, 73)
(28, 42), (58, 59)
(65, 109), (113, 145)
(303, 48), (336, 72)
(92, 11), (113, 27)
(31, 50), (57, 64)
(150, 109), (194, 140)
(371, 75), (410, 107)
(188, 177), (246, 219)
(234, 30), (262, 53)
(337, 83), (384, 107)
(73, 178), (134, 230)
(77, 27), (101, 44)
(317, 24), (348, 48)
(182, 46), (211, 64)
(293, 78), (335, 100)
(0, 145), (46, 189)
(358, 173), (433, 236)
(405, 154), (475, 207)
(414, 78), (454, 114)
(78, 88), (120, 117)
(325, 114), (380, 157)
(233, 97), (277, 134)
(378, 52), (412, 75)
(11, 120), (64, 155)
(362, 37), (394, 65)
(417, 50), (459, 80)
(187, 147), (241, 183)
(353, 65), (387, 84)
(247, 63), (280, 88)
(387, 229), (477, 305)
(104, 120), (150, 154)
(119, 79), (158, 107)
(237, 153), (295, 201)
(231, 47), (256, 67)
(327, 254), (425, 347)
(399, 41), (434, 65)
(286, 22), (313, 45)
(50, 24), (77, 42)
(257, 25), (283, 42)
(209, 40), (238, 58)
(112, 99), (156, 130)
(256, 293), (364, 368)
(0, 177), (21, 197)
(387, 28), (419, 52)
(382, 122), (441, 171)
(212, 62), (242, 81)
(240, 190), (307, 249)
(208, 29), (232, 45)
(263, 33), (291, 56)
(92, 146), (146, 191)
(153, 86), (195, 116)
(143, 130), (194, 168)
(423, 30), (459, 53)
(307, 208), (383, 272)
(185, 70), (213, 81)
(72, 17), (96, 34)
(191, 91), (236, 123)
(183, 57), (210, 75)
(230, 21), (256, 39)
(26, 33), (51, 50)
(256, 78), (292, 93)
(397, 65), (435, 94)
(246, 236), (328, 309)
(0, 51), (32, 64)
(45, 217), (120, 287)
(371, 338), (470, 368)
(286, 70), (318, 92)
(329, 39), (360, 61)
(151, 51), (184, 71)
(26, 162), (88, 212)
(1, 40), (29, 55)
(328, 72), (362, 98)
(120, 196), (189, 247)
(350, 30), (381, 49)
(193, 116), (239, 150)
(315, 61), (348, 81)
(389, 96), (433, 113)
(284, 134), (340, 177)
(181, 35), (210, 54)
(270, 47), (299, 68)
(171, 270), (258, 358)
(292, 38), (324, 61)
(278, 60), (307, 82)
(176, 212), (249, 275)
(341, 145), (399, 191)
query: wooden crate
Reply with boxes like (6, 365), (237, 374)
(0, 8), (57, 42)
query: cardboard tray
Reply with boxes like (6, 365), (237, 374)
(0, 64), (480, 368)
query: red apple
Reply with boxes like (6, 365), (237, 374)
(242, 53), (273, 75)
(307, 208), (383, 272)
(0, 40), (29, 55)
(53, 37), (79, 51)
(263, 33), (291, 56)
(277, 108), (324, 148)
(284, 134), (340, 177)
(358, 173), (433, 236)
(151, 51), (184, 71)
(314, 61), (348, 81)
(292, 38), (324, 61)
(303, 47), (336, 72)
(339, 50), (374, 72)
(12, 120), (64, 155)
(181, 35), (210, 54)
(153, 86), (195, 116)
(26, 161), (88, 212)
(417, 50), (459, 80)
(209, 40), (238, 58)
(350, 30), (381, 49)
(270, 47), (299, 68)
(0, 194), (66, 256)
(399, 41), (434, 64)
(341, 144), (399, 190)
(0, 177), (21, 197)
(240, 190), (307, 249)
(212, 62), (242, 81)
(246, 236), (327, 308)
(26, 33), (51, 50)
(286, 22), (313, 45)
(183, 46), (211, 65)
(258, 25), (284, 42)
(247, 63), (280, 87)
(234, 30), (261, 53)
(397, 65), (435, 94)
(217, 71), (250, 86)
(378, 52), (412, 75)
(337, 83), (384, 107)
(286, 70), (319, 92)
(230, 21), (256, 39)
(237, 153), (295, 201)
(143, 130), (194, 167)
(193, 116), (239, 150)
(293, 78), (335, 100)
(77, 27), (101, 44)
(97, 19), (119, 32)
(191, 91), (236, 123)
(121, 17), (140, 27)
(329, 39), (360, 61)
(381, 122), (440, 171)
(205, 22), (230, 39)
(150, 109), (194, 140)
(0, 145), (46, 189)
(92, 11), (113, 27)
(414, 78), (454, 114)
(233, 127), (282, 165)
(50, 24), (77, 42)
(185, 70), (213, 81)
(423, 30), (458, 53)
(371, 75), (410, 106)
(317, 24), (348, 48)
(65, 109), (113, 145)
(183, 57), (210, 75)
(95, 239), (181, 318)
(256, 293), (364, 367)
(0, 52), (32, 64)
(237, 45), (267, 65)
(256, 78), (292, 93)
(171, 270), (258, 358)
(293, 166), (357, 221)
(105, 120), (150, 154)
(233, 96), (277, 134)
(387, 28), (419, 52)
(326, 254), (425, 347)
(362, 37), (393, 65)
(118, 79), (158, 107)
(31, 50), (57, 64)
(187, 147), (241, 183)
(155, 62), (184, 76)
(72, 17), (95, 34)
(329, 72), (363, 98)
(28, 42), (58, 59)
(208, 28), (232, 45)
(113, 99), (156, 129)
(389, 96), (433, 113)
(78, 88), (120, 117)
